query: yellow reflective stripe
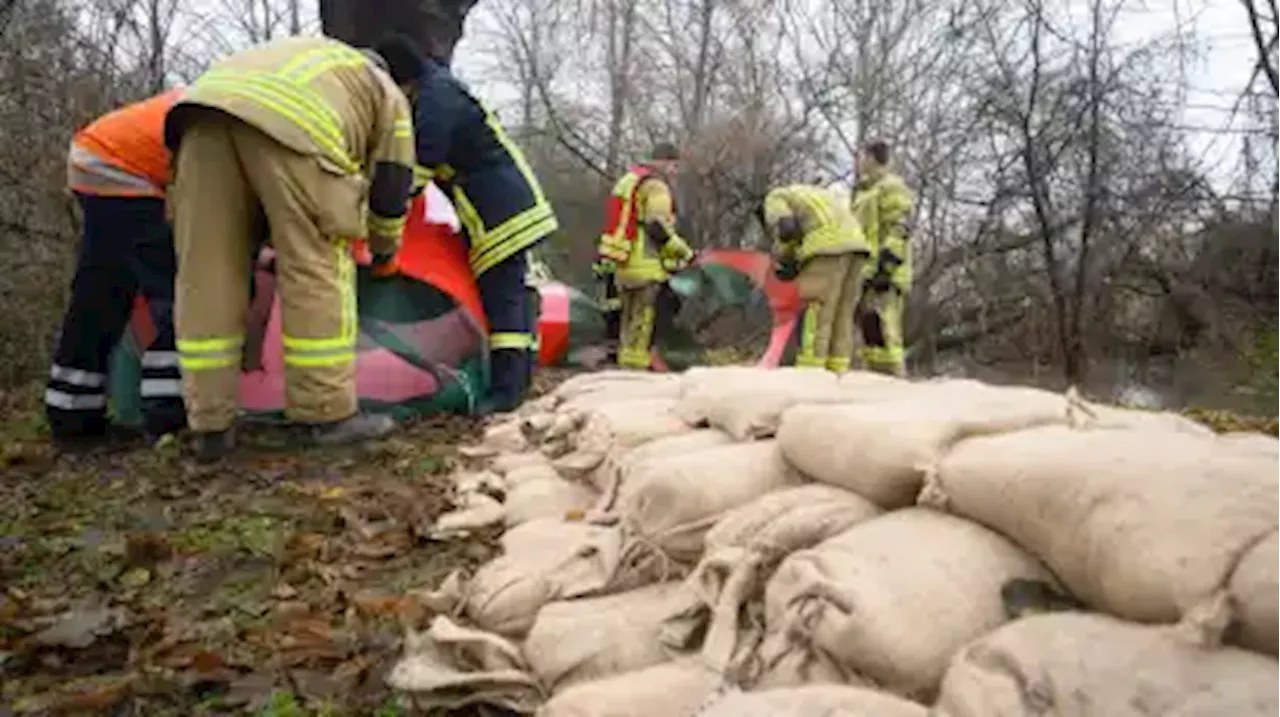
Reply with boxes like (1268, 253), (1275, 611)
(469, 204), (558, 275)
(368, 212), (407, 235)
(490, 332), (536, 350)
(393, 118), (413, 139)
(279, 46), (367, 83)
(285, 352), (357, 367)
(202, 70), (344, 138)
(281, 243), (358, 360)
(178, 335), (244, 372)
(198, 72), (357, 173)
(798, 304), (820, 364)
(177, 336), (243, 353)
(478, 100), (546, 205)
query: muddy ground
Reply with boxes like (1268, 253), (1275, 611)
(0, 371), (575, 716)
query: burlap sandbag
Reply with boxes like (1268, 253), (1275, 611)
(934, 612), (1280, 717)
(506, 463), (564, 490)
(552, 399), (690, 480)
(430, 492), (506, 538)
(696, 685), (927, 717)
(762, 508), (1053, 699)
(504, 477), (600, 528)
(1229, 530), (1278, 655)
(778, 383), (1069, 508)
(925, 425), (1279, 628)
(593, 429), (736, 510)
(703, 484), (881, 560)
(537, 544), (757, 717)
(388, 615), (543, 713)
(462, 421), (530, 458)
(1072, 400), (1214, 436)
(553, 371), (677, 402)
(677, 368), (841, 439)
(615, 441), (806, 562)
(557, 381), (684, 415)
(523, 582), (689, 693)
(464, 520), (669, 638)
(1220, 431), (1280, 456)
(492, 452), (553, 476)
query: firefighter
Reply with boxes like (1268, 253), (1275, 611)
(851, 140), (915, 376)
(757, 184), (871, 372)
(164, 36), (416, 461)
(45, 88), (187, 451)
(373, 35), (557, 413)
(595, 143), (694, 370)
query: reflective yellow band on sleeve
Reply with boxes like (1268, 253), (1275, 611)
(368, 212), (407, 236)
(490, 331), (536, 351)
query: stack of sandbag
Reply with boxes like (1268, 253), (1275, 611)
(934, 612), (1279, 716)
(920, 424), (1279, 654)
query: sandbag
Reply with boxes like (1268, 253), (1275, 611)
(1220, 431), (1280, 456)
(553, 371), (677, 402)
(926, 425), (1279, 628)
(388, 615), (543, 713)
(837, 370), (911, 391)
(1074, 401), (1214, 436)
(594, 429), (736, 509)
(537, 660), (721, 717)
(461, 421), (530, 458)
(762, 508), (1053, 699)
(430, 492), (506, 538)
(553, 399), (690, 479)
(504, 477), (599, 528)
(465, 520), (666, 637)
(615, 441), (805, 561)
(697, 685), (926, 717)
(1229, 530), (1278, 655)
(704, 484), (880, 561)
(678, 367), (840, 439)
(934, 612), (1280, 717)
(506, 463), (564, 489)
(523, 582), (688, 693)
(777, 383), (1070, 508)
(492, 452), (553, 476)
(558, 381), (684, 415)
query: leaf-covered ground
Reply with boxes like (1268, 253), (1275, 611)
(0, 374), (583, 716)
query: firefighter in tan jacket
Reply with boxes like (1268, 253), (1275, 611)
(851, 140), (915, 376)
(594, 143), (694, 370)
(758, 184), (871, 372)
(164, 36), (417, 461)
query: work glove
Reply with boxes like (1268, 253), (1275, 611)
(593, 258), (617, 277)
(867, 270), (893, 293)
(370, 252), (401, 278)
(773, 255), (800, 281)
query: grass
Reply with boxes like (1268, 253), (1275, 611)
(0, 379), (515, 716)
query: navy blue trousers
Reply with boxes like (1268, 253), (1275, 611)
(475, 253), (537, 412)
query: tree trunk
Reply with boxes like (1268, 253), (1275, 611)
(319, 0), (480, 64)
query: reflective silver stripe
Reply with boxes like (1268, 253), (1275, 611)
(67, 144), (162, 194)
(45, 388), (107, 410)
(50, 364), (105, 388)
(140, 378), (183, 397)
(142, 351), (180, 368)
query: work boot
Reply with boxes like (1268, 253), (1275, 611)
(191, 429), (236, 464)
(51, 424), (145, 455)
(307, 413), (397, 446)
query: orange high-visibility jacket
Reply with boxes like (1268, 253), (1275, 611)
(68, 88), (183, 198)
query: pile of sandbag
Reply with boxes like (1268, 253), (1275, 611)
(388, 366), (1279, 717)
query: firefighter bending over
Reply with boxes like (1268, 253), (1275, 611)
(46, 88), (187, 451)
(595, 143), (694, 370)
(758, 184), (870, 372)
(374, 35), (557, 413)
(851, 139), (915, 376)
(164, 36), (416, 461)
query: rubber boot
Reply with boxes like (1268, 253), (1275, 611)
(192, 428), (236, 464)
(52, 423), (146, 455)
(307, 412), (397, 446)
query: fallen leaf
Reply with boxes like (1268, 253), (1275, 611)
(119, 567), (152, 588)
(191, 649), (227, 674)
(349, 591), (406, 618)
(272, 583), (299, 600)
(32, 606), (123, 649)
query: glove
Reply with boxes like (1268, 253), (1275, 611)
(868, 271), (893, 292)
(593, 258), (617, 277)
(370, 252), (401, 278)
(773, 256), (800, 281)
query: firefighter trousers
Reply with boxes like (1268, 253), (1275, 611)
(46, 193), (184, 439)
(618, 282), (660, 370)
(476, 252), (538, 413)
(794, 252), (869, 372)
(858, 286), (907, 376)
(170, 110), (360, 432)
